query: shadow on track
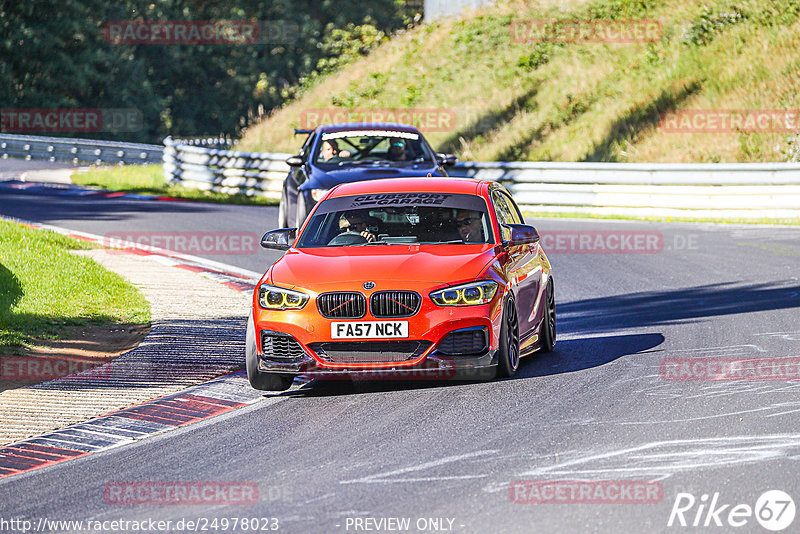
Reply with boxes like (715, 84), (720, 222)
(558, 280), (800, 334)
(0, 181), (219, 223)
(281, 332), (664, 397)
(515, 332), (664, 378)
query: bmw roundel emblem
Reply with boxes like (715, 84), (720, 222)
(363, 281), (375, 290)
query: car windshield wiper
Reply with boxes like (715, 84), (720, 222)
(421, 239), (465, 245)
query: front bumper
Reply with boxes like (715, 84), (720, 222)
(250, 280), (505, 379)
(257, 344), (498, 380)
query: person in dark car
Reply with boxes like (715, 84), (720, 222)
(386, 138), (408, 161)
(319, 139), (351, 162)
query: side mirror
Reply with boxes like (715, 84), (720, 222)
(261, 228), (297, 250)
(285, 155), (303, 167)
(501, 224), (539, 247)
(436, 153), (457, 166)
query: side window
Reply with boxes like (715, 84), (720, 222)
(501, 192), (524, 224)
(491, 190), (521, 240)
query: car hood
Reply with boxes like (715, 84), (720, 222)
(269, 245), (498, 290)
(306, 165), (442, 190)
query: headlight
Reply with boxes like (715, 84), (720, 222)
(430, 280), (498, 306)
(311, 189), (329, 202)
(258, 285), (309, 310)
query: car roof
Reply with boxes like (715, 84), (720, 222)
(315, 122), (423, 135)
(328, 177), (489, 197)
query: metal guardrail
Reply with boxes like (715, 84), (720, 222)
(163, 136), (290, 199)
(164, 140), (800, 217)
(0, 133), (163, 165)
(3, 133), (797, 218)
(170, 137), (235, 149)
(448, 161), (800, 218)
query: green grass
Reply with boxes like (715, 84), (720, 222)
(0, 219), (151, 353)
(71, 165), (278, 206)
(240, 0), (800, 164)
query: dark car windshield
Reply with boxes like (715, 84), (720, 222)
(313, 131), (435, 168)
(296, 193), (494, 247)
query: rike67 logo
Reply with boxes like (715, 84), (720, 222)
(668, 490), (795, 531)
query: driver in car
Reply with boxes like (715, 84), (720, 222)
(320, 140), (351, 162)
(336, 211), (377, 243)
(454, 209), (484, 243)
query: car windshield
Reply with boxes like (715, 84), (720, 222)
(296, 193), (494, 247)
(313, 130), (435, 167)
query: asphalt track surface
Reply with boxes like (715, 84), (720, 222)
(2, 161), (800, 532)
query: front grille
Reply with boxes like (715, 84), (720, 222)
(437, 328), (488, 356)
(317, 292), (366, 319)
(370, 291), (421, 318)
(309, 341), (433, 364)
(261, 332), (306, 360)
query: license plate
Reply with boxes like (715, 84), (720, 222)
(331, 321), (409, 339)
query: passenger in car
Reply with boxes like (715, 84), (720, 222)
(387, 138), (408, 161)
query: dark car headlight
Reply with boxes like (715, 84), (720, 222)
(311, 189), (329, 202)
(258, 285), (309, 310)
(430, 281), (498, 306)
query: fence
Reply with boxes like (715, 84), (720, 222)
(451, 161), (800, 219)
(162, 137), (290, 199)
(3, 133), (798, 219)
(0, 133), (163, 165)
(163, 140), (800, 218)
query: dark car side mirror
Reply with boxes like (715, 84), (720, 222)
(285, 155), (303, 167)
(261, 228), (297, 250)
(436, 153), (457, 166)
(501, 224), (540, 247)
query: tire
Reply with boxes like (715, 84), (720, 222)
(496, 296), (520, 378)
(245, 315), (294, 391)
(277, 187), (289, 228)
(539, 278), (556, 353)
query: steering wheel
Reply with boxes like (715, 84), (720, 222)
(328, 232), (369, 246)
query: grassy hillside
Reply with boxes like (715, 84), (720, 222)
(239, 0), (800, 163)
